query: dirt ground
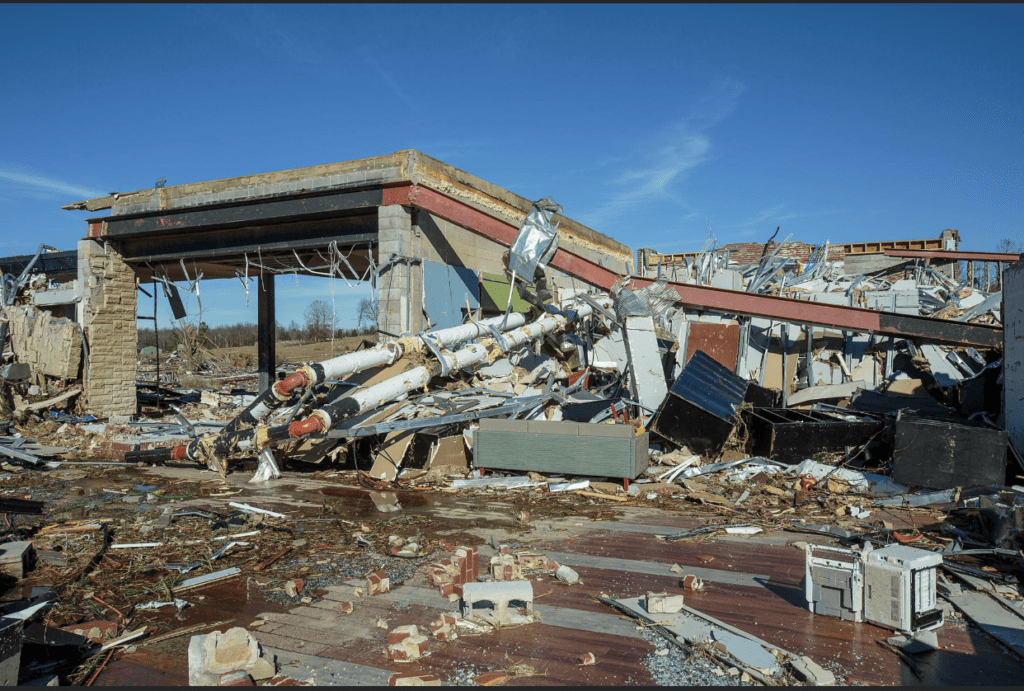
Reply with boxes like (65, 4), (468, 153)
(210, 335), (372, 367)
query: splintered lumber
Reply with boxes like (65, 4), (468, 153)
(576, 491), (629, 502)
(253, 547), (292, 572)
(14, 387), (82, 413)
(141, 619), (233, 647)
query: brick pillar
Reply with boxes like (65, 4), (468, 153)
(377, 204), (422, 338)
(78, 239), (138, 419)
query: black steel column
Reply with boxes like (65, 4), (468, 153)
(257, 274), (276, 393)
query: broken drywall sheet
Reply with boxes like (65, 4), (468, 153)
(428, 434), (469, 472)
(369, 430), (415, 482)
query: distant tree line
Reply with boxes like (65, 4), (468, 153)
(138, 298), (378, 350)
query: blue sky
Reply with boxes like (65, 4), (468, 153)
(2, 4), (1021, 329)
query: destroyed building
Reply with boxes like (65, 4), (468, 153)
(1, 150), (1024, 686)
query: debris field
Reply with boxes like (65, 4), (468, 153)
(1, 189), (1023, 686)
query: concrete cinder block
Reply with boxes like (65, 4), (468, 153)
(0, 541), (35, 579)
(645, 591), (684, 614)
(462, 580), (534, 626)
(188, 628), (275, 686)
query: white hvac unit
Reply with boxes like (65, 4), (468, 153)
(863, 544), (944, 633)
(805, 544), (865, 622)
(805, 543), (943, 634)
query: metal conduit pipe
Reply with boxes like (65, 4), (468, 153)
(125, 311), (530, 465)
(257, 300), (604, 448)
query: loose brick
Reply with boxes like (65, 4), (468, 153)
(475, 671), (507, 686)
(219, 670), (254, 686)
(387, 625), (418, 645)
(366, 570), (390, 595)
(388, 672), (441, 686)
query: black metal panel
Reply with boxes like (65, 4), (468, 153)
(113, 215), (378, 264)
(743, 407), (884, 465)
(0, 250), (77, 278)
(257, 274), (276, 394)
(651, 349), (748, 453)
(878, 313), (1002, 349)
(561, 398), (623, 423)
(98, 188), (384, 237)
(744, 382), (781, 409)
(850, 389), (960, 421)
(892, 416), (1007, 489)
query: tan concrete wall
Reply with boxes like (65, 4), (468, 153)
(1, 305), (82, 379)
(79, 239), (137, 418)
(377, 205), (607, 337)
(377, 204), (415, 337)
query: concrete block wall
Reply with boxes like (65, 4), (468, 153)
(78, 239), (137, 419)
(377, 205), (608, 337)
(377, 205), (417, 337)
(412, 212), (507, 276)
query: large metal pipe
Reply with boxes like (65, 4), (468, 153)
(257, 300), (601, 448)
(125, 311), (530, 466)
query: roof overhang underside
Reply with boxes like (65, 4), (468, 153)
(69, 150), (635, 286)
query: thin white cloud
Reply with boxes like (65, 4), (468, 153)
(583, 78), (746, 222)
(0, 168), (105, 200)
(734, 205), (853, 230)
(736, 204), (790, 228)
(358, 47), (419, 114)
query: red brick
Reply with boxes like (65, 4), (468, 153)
(387, 646), (411, 661)
(388, 631), (412, 645)
(475, 671), (507, 686)
(219, 670), (254, 686)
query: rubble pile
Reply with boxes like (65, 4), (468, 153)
(1, 209), (1022, 685)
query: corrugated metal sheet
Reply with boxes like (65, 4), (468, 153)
(669, 349), (746, 421)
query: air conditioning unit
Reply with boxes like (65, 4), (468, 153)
(863, 544), (944, 633)
(805, 543), (943, 634)
(805, 544), (865, 622)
